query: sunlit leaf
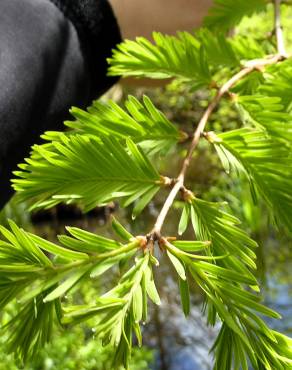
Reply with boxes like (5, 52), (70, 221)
(13, 136), (161, 212)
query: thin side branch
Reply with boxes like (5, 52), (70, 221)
(150, 54), (285, 238)
(150, 1), (288, 240)
(152, 177), (184, 235)
(274, 0), (287, 57)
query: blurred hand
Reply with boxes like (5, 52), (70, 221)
(109, 0), (213, 39)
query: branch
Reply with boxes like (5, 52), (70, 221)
(150, 0), (288, 239)
(152, 178), (184, 236)
(274, 0), (287, 57)
(45, 238), (142, 275)
(150, 55), (285, 238)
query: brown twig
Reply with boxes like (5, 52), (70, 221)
(150, 55), (285, 239)
(274, 0), (287, 57)
(148, 0), (288, 242)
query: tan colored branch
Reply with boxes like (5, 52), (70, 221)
(150, 55), (285, 239)
(274, 0), (287, 57)
(149, 0), (289, 240)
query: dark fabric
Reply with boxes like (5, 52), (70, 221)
(50, 0), (121, 95)
(0, 0), (121, 209)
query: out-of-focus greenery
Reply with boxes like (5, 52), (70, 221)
(238, 3), (292, 54)
(0, 281), (154, 370)
(0, 327), (153, 370)
(0, 203), (154, 370)
(0, 196), (31, 229)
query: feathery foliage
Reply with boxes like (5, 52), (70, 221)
(236, 94), (292, 143)
(259, 59), (292, 110)
(108, 28), (268, 93)
(108, 31), (212, 87)
(213, 128), (292, 230)
(2, 0), (292, 368)
(173, 198), (291, 369)
(203, 0), (268, 31)
(0, 220), (142, 363)
(65, 95), (182, 155)
(13, 135), (161, 214)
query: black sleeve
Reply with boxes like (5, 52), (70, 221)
(0, 0), (122, 209)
